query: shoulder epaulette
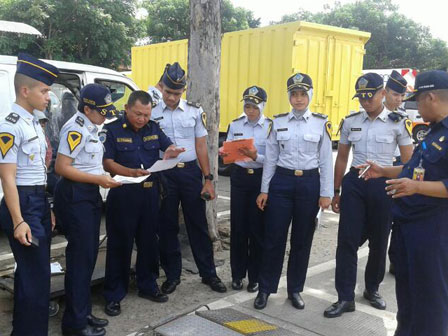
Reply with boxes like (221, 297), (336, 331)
(187, 101), (201, 108)
(151, 101), (158, 108)
(274, 112), (289, 118)
(312, 112), (328, 119)
(388, 111), (405, 123)
(232, 115), (245, 122)
(265, 117), (273, 122)
(75, 116), (85, 127)
(5, 113), (20, 124)
(345, 111), (361, 119)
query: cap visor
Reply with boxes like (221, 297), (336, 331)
(243, 98), (260, 106)
(404, 92), (417, 101)
(288, 85), (310, 92)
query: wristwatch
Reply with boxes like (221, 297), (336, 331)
(334, 188), (341, 195)
(204, 174), (214, 181)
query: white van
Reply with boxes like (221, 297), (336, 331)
(0, 55), (140, 200)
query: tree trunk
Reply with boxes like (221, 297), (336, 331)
(187, 0), (221, 242)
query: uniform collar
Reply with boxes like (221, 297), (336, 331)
(440, 115), (448, 129)
(243, 114), (266, 126)
(161, 99), (185, 112)
(12, 103), (36, 124)
(288, 108), (311, 122)
(76, 111), (97, 133)
(361, 106), (388, 123)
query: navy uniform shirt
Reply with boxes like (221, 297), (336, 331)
(58, 111), (104, 175)
(0, 103), (47, 185)
(339, 107), (412, 167)
(151, 99), (207, 162)
(103, 115), (172, 169)
(226, 114), (271, 169)
(261, 109), (333, 197)
(393, 117), (448, 221)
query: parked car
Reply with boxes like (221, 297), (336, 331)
(403, 100), (429, 142)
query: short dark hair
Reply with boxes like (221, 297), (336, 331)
(14, 73), (39, 95)
(127, 90), (153, 107)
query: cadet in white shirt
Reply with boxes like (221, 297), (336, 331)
(324, 73), (413, 318)
(254, 73), (333, 310)
(221, 86), (270, 293)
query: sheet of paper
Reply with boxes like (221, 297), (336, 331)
(147, 157), (181, 173)
(113, 174), (150, 184)
(222, 138), (255, 164)
(51, 262), (64, 274)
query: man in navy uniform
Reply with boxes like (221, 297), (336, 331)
(151, 62), (227, 294)
(359, 70), (448, 336)
(0, 53), (59, 335)
(324, 73), (413, 318)
(103, 90), (183, 316)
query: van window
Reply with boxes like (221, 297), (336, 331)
(95, 79), (133, 113)
(0, 70), (11, 115)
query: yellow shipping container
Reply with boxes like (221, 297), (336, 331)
(132, 21), (370, 138)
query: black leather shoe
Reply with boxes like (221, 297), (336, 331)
(247, 282), (259, 293)
(202, 276), (227, 293)
(138, 289), (169, 303)
(232, 279), (243, 290)
(62, 325), (106, 336)
(254, 291), (269, 310)
(288, 292), (305, 309)
(363, 290), (386, 310)
(87, 314), (108, 328)
(324, 301), (355, 318)
(161, 279), (180, 294)
(104, 301), (121, 317)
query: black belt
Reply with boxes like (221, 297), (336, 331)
(17, 185), (46, 192)
(350, 167), (360, 174)
(234, 165), (263, 175)
(276, 166), (319, 177)
(174, 160), (197, 168)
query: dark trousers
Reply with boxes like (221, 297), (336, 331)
(159, 164), (216, 281)
(230, 166), (264, 283)
(391, 213), (448, 336)
(0, 187), (51, 336)
(54, 179), (102, 330)
(335, 170), (392, 301)
(103, 181), (160, 302)
(258, 169), (320, 294)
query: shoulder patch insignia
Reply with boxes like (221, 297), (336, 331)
(404, 118), (413, 137)
(336, 118), (345, 136)
(98, 130), (107, 143)
(388, 112), (405, 123)
(0, 132), (15, 158)
(312, 112), (328, 119)
(5, 113), (20, 124)
(325, 121), (332, 139)
(274, 112), (289, 118)
(187, 101), (201, 108)
(201, 112), (207, 128)
(67, 131), (82, 153)
(345, 111), (361, 119)
(75, 116), (85, 127)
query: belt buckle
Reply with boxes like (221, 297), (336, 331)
(247, 168), (254, 175)
(143, 182), (153, 188)
(294, 169), (303, 176)
(177, 162), (185, 168)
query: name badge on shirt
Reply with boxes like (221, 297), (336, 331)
(143, 135), (158, 141)
(412, 166), (425, 181)
(277, 128), (288, 132)
(234, 133), (243, 136)
(351, 128), (362, 131)
(117, 138), (132, 143)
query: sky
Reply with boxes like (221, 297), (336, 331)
(230, 0), (448, 43)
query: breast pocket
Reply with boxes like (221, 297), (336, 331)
(348, 133), (362, 152)
(179, 118), (196, 137)
(276, 131), (292, 151)
(143, 140), (161, 151)
(302, 133), (321, 153)
(375, 134), (395, 154)
(115, 142), (137, 164)
(21, 141), (41, 166)
(82, 142), (103, 165)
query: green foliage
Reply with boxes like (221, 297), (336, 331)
(142, 0), (260, 43)
(0, 0), (142, 69)
(275, 0), (448, 71)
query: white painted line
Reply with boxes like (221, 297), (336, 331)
(0, 234), (107, 263)
(218, 195), (231, 201)
(217, 210), (230, 218)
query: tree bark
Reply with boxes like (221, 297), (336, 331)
(187, 0), (221, 242)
